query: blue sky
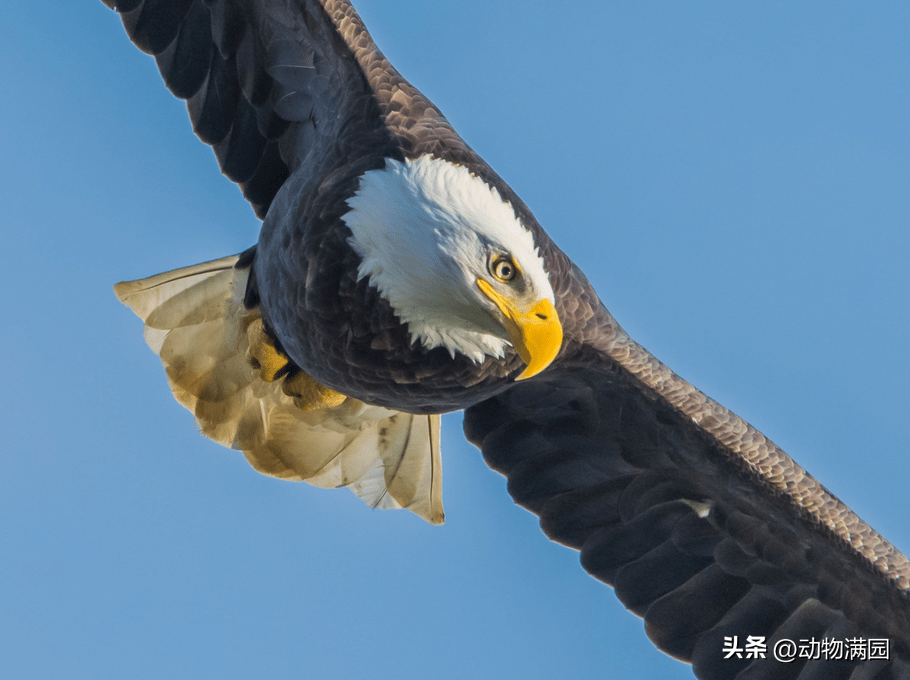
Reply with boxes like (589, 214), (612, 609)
(2, 2), (909, 678)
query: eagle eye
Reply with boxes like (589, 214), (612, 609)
(491, 256), (517, 283)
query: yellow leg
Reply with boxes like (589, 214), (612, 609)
(246, 317), (289, 382)
(282, 370), (348, 411)
(246, 317), (346, 411)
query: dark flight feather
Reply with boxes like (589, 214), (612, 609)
(464, 357), (910, 677)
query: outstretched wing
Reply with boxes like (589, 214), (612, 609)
(465, 301), (910, 678)
(100, 0), (473, 218)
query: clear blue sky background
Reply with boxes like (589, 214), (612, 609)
(2, 2), (908, 678)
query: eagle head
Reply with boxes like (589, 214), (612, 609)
(343, 156), (562, 380)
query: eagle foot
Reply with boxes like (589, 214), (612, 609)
(282, 369), (348, 411)
(245, 317), (289, 382)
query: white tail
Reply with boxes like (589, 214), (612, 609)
(114, 255), (444, 524)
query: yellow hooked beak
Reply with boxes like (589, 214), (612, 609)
(476, 278), (563, 380)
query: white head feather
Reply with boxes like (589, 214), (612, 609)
(343, 156), (554, 362)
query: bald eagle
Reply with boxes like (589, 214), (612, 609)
(102, 0), (910, 677)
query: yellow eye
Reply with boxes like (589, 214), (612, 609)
(491, 257), (517, 283)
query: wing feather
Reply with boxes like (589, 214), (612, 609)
(464, 358), (910, 676)
(102, 0), (481, 219)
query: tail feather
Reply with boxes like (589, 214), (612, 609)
(114, 255), (445, 524)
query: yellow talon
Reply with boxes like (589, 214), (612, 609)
(282, 370), (347, 411)
(246, 317), (289, 382)
(245, 316), (347, 410)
